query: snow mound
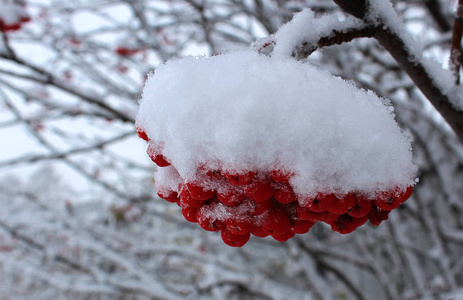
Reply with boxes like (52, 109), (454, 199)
(136, 51), (416, 197)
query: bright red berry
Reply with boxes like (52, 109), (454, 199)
(186, 182), (215, 201)
(182, 207), (198, 223)
(374, 186), (412, 211)
(368, 205), (390, 226)
(157, 189), (178, 203)
(329, 214), (368, 234)
(225, 217), (253, 235)
(217, 190), (245, 207)
(347, 195), (373, 218)
(327, 193), (355, 215)
(197, 207), (225, 231)
(303, 193), (336, 213)
(250, 199), (272, 215)
(297, 206), (320, 222)
(317, 212), (339, 223)
(290, 219), (315, 234)
(261, 208), (291, 236)
(250, 225), (269, 237)
(271, 230), (295, 242)
(179, 183), (198, 205)
(180, 197), (206, 209)
(224, 170), (256, 186)
(136, 127), (149, 141)
(274, 184), (297, 204)
(149, 154), (170, 167)
(245, 179), (274, 202)
(221, 228), (250, 247)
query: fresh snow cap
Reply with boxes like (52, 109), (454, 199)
(137, 51), (416, 197)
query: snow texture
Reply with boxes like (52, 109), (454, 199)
(271, 8), (363, 58)
(137, 51), (416, 198)
(0, 1), (28, 25)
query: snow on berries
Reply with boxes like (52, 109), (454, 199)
(136, 51), (417, 247)
(0, 1), (30, 32)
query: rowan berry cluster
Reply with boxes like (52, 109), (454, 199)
(137, 127), (413, 247)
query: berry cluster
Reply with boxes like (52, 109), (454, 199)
(137, 127), (413, 247)
(0, 3), (30, 32)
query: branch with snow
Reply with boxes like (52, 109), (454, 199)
(267, 0), (463, 144)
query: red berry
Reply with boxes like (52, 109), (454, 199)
(274, 184), (297, 204)
(303, 193), (336, 213)
(136, 128), (149, 141)
(224, 170), (256, 186)
(150, 154), (170, 167)
(245, 179), (274, 202)
(261, 208), (291, 236)
(329, 214), (368, 234)
(146, 142), (169, 166)
(317, 212), (339, 223)
(182, 207), (198, 223)
(250, 199), (272, 215)
(374, 186), (412, 211)
(270, 169), (293, 183)
(180, 197), (206, 209)
(271, 230), (295, 242)
(368, 205), (390, 226)
(298, 207), (338, 223)
(401, 186), (413, 201)
(290, 219), (315, 234)
(297, 206), (320, 222)
(250, 225), (269, 237)
(347, 195), (373, 218)
(225, 218), (253, 235)
(186, 182), (215, 201)
(157, 189), (178, 203)
(221, 228), (250, 247)
(217, 190), (245, 207)
(327, 193), (355, 215)
(197, 207), (225, 231)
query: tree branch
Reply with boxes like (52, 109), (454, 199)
(425, 0), (452, 32)
(296, 25), (377, 58)
(332, 0), (463, 145)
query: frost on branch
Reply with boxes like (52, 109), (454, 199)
(0, 0), (30, 32)
(270, 8), (364, 59)
(136, 51), (416, 246)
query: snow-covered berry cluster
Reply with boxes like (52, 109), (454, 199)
(137, 127), (413, 247)
(0, 1), (30, 32)
(136, 51), (416, 247)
